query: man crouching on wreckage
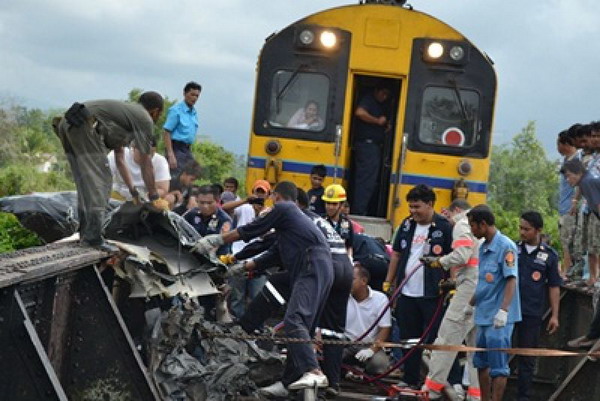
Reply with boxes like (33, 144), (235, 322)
(192, 181), (335, 392)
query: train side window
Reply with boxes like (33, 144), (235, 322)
(268, 71), (329, 132)
(418, 86), (480, 147)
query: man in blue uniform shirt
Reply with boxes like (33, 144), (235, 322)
(191, 181), (334, 391)
(163, 81), (201, 175)
(466, 205), (521, 401)
(183, 184), (232, 255)
(515, 211), (561, 401)
(384, 184), (453, 387)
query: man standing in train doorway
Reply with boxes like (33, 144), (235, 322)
(351, 84), (391, 216)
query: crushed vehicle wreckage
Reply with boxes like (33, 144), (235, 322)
(0, 192), (284, 401)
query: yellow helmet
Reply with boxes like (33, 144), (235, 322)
(322, 184), (347, 203)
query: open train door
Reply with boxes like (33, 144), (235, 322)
(347, 75), (401, 240)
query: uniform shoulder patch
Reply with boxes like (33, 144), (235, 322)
(505, 250), (515, 267)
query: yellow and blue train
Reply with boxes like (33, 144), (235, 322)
(245, 0), (496, 236)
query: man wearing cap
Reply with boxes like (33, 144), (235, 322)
(54, 92), (168, 252)
(163, 81), (201, 175)
(226, 179), (272, 318)
(323, 184), (355, 254)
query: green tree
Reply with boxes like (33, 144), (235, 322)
(192, 141), (237, 185)
(487, 121), (560, 249)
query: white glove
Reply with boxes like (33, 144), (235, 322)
(191, 234), (224, 255)
(226, 262), (247, 278)
(355, 348), (375, 362)
(493, 309), (508, 328)
(463, 304), (474, 318)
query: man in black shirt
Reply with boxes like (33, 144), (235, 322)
(351, 85), (391, 215)
(192, 181), (334, 391)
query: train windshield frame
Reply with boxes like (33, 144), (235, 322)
(267, 70), (330, 136)
(417, 85), (481, 150)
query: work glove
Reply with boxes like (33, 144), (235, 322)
(192, 234), (225, 255)
(382, 281), (392, 296)
(226, 262), (247, 278)
(150, 198), (170, 211)
(493, 309), (508, 328)
(219, 254), (236, 265)
(420, 256), (442, 268)
(463, 304), (474, 319)
(355, 348), (375, 362)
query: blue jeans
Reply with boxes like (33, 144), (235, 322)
(229, 276), (267, 319)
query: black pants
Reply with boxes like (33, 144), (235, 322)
(170, 140), (194, 176)
(515, 315), (542, 401)
(351, 142), (381, 215)
(588, 296), (600, 339)
(395, 295), (442, 386)
(240, 254), (350, 388)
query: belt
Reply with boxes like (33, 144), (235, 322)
(356, 138), (382, 145)
(172, 139), (191, 149)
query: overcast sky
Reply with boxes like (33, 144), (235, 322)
(1, 0), (599, 157)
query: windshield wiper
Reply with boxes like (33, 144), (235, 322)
(275, 65), (306, 113)
(451, 79), (470, 123)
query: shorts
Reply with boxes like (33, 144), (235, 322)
(587, 214), (600, 254)
(473, 324), (514, 378)
(559, 214), (576, 248)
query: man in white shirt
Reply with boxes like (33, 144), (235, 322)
(344, 266), (391, 374)
(108, 140), (170, 201)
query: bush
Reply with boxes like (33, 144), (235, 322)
(0, 212), (41, 253)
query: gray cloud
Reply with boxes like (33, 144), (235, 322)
(1, 0), (598, 156)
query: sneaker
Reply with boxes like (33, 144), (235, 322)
(88, 241), (119, 253)
(567, 336), (596, 348)
(258, 381), (289, 398)
(324, 385), (340, 398)
(344, 371), (364, 382)
(453, 384), (466, 401)
(288, 372), (329, 390)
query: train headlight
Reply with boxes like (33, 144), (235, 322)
(299, 30), (315, 45)
(265, 140), (282, 155)
(426, 42), (444, 59)
(457, 159), (472, 176)
(320, 31), (337, 48)
(449, 46), (465, 61)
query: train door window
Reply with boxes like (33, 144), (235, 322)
(268, 71), (329, 132)
(419, 86), (480, 148)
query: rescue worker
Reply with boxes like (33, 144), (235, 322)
(466, 205), (521, 401)
(515, 211), (561, 401)
(191, 181), (334, 391)
(183, 184), (232, 255)
(323, 184), (355, 253)
(421, 199), (481, 400)
(384, 184), (453, 388)
(233, 188), (353, 398)
(54, 92), (168, 251)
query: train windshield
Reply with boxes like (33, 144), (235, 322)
(418, 86), (480, 148)
(268, 70), (329, 133)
